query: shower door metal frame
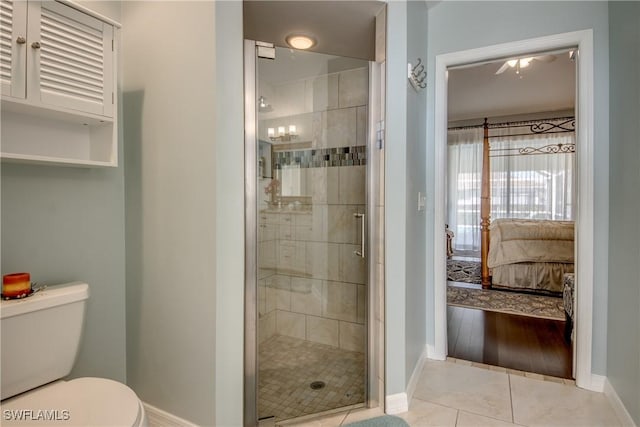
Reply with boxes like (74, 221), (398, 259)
(244, 39), (258, 427)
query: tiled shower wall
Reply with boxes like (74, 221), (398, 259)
(257, 66), (368, 352)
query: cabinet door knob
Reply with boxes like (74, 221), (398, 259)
(31, 41), (41, 49)
(16, 36), (26, 45)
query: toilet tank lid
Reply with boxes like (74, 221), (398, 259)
(1, 282), (89, 320)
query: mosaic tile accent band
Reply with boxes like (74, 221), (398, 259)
(275, 145), (366, 169)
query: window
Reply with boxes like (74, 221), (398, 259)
(447, 125), (575, 254)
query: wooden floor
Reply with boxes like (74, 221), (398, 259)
(447, 305), (573, 379)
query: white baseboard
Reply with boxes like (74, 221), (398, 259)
(578, 373), (605, 392)
(604, 378), (637, 427)
(426, 343), (446, 361)
(385, 345), (428, 415)
(143, 402), (199, 427)
(385, 393), (408, 415)
(406, 346), (429, 402)
(586, 374), (606, 392)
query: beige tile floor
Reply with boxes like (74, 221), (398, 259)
(286, 359), (623, 427)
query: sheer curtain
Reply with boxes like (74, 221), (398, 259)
(447, 126), (575, 255)
(490, 129), (575, 221)
(447, 128), (483, 254)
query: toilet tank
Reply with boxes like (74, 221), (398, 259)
(1, 282), (89, 400)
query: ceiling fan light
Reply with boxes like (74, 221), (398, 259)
(520, 57), (534, 67)
(507, 59), (518, 68)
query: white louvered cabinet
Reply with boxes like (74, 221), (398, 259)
(0, 0), (119, 167)
(30, 1), (113, 116)
(0, 0), (27, 98)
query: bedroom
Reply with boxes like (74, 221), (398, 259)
(445, 49), (577, 379)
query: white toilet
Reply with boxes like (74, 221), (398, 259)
(0, 282), (147, 426)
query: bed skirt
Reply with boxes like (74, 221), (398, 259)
(491, 262), (574, 295)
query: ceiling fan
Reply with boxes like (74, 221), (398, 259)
(495, 54), (556, 75)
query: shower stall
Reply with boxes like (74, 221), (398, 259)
(244, 41), (385, 425)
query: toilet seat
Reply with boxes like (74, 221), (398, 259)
(1, 377), (146, 426)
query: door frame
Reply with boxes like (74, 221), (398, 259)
(432, 30), (598, 390)
(243, 39), (259, 427)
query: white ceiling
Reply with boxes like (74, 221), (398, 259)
(448, 51), (576, 122)
(243, 1), (385, 61)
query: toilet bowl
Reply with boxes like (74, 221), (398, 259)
(0, 282), (147, 427)
(1, 378), (147, 426)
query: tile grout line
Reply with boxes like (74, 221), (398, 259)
(410, 396), (512, 425)
(338, 409), (348, 426)
(508, 374), (515, 424)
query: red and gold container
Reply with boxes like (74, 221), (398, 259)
(3, 273), (31, 299)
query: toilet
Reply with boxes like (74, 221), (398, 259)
(0, 282), (147, 426)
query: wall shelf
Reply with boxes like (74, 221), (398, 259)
(1, 102), (117, 167)
(0, 152), (116, 168)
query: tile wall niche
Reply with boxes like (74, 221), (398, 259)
(257, 66), (368, 353)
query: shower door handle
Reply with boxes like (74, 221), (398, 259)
(353, 213), (365, 258)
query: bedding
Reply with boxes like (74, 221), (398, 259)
(488, 219), (574, 294)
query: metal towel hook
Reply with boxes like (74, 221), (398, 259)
(408, 57), (427, 91)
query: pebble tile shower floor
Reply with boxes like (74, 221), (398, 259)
(258, 335), (365, 422)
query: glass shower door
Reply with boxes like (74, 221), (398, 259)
(253, 45), (369, 423)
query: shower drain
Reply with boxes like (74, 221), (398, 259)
(309, 381), (326, 390)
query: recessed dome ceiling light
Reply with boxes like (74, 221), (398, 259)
(286, 35), (316, 50)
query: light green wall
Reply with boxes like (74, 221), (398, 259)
(385, 0), (409, 395)
(122, 2), (217, 425)
(0, 1), (126, 383)
(607, 2), (640, 424)
(213, 1), (245, 426)
(1, 165), (127, 381)
(75, 0), (121, 22)
(405, 0), (429, 386)
(425, 0), (610, 375)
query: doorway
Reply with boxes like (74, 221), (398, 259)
(444, 50), (576, 378)
(433, 30), (598, 391)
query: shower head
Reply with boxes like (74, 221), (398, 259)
(258, 96), (273, 112)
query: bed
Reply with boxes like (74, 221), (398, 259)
(487, 218), (574, 294)
(472, 117), (576, 293)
